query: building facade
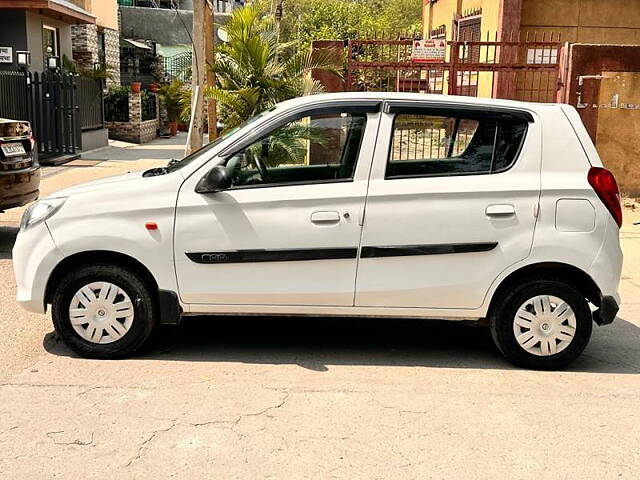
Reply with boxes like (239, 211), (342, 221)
(117, 0), (238, 85)
(70, 0), (120, 86)
(423, 0), (640, 45)
(0, 0), (94, 73)
(422, 0), (640, 99)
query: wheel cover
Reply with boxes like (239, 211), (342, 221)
(68, 282), (135, 345)
(512, 295), (577, 357)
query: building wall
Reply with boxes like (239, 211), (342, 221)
(425, 0), (640, 44)
(521, 0), (640, 43)
(0, 10), (28, 71)
(423, 0), (502, 98)
(90, 0), (119, 30)
(25, 11), (73, 72)
(595, 72), (640, 196)
(71, 0), (119, 30)
(424, 0), (501, 41)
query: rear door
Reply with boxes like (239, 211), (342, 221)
(355, 102), (541, 310)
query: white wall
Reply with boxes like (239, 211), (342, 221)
(25, 11), (73, 72)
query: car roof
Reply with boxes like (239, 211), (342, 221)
(277, 92), (561, 113)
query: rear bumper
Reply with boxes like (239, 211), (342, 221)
(0, 166), (40, 210)
(593, 295), (619, 326)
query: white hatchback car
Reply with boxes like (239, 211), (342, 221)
(13, 93), (623, 369)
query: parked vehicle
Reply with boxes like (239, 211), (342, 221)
(12, 93), (623, 369)
(0, 119), (40, 212)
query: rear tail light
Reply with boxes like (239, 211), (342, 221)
(588, 167), (622, 228)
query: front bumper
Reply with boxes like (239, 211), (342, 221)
(13, 221), (64, 314)
(593, 295), (619, 326)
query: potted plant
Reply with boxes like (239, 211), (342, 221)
(130, 81), (142, 93)
(149, 81), (160, 93)
(158, 79), (184, 136)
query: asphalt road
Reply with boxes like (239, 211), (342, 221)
(1, 138), (639, 479)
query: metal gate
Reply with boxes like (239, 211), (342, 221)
(27, 71), (79, 158)
(345, 32), (563, 102)
(163, 51), (192, 82)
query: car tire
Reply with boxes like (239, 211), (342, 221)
(51, 264), (156, 359)
(489, 278), (592, 370)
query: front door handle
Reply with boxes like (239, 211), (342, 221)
(486, 204), (516, 217)
(311, 211), (341, 223)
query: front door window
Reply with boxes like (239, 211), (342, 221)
(224, 112), (368, 188)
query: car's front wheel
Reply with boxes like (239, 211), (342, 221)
(51, 264), (156, 359)
(490, 278), (593, 370)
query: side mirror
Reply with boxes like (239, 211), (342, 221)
(195, 165), (232, 193)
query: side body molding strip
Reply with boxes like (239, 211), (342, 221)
(186, 248), (358, 264)
(360, 242), (498, 258)
(186, 243), (498, 264)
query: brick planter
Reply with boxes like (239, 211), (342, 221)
(106, 91), (159, 144)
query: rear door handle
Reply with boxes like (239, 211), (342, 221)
(486, 204), (516, 217)
(311, 211), (341, 223)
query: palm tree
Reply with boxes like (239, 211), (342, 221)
(206, 5), (342, 130)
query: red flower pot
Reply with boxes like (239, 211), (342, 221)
(130, 82), (142, 94)
(168, 122), (178, 136)
(149, 82), (159, 93)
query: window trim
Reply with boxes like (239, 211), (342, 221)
(222, 107), (374, 190)
(42, 25), (59, 55)
(218, 102), (381, 159)
(384, 102), (534, 123)
(228, 177), (354, 192)
(384, 107), (529, 180)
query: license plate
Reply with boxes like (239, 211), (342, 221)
(1, 142), (27, 158)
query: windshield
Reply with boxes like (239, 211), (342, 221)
(166, 106), (277, 173)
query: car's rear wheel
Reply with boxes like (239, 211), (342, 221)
(489, 278), (592, 370)
(51, 264), (156, 359)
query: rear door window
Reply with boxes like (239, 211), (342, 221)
(387, 111), (528, 178)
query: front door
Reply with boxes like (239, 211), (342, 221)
(355, 102), (541, 310)
(174, 105), (379, 306)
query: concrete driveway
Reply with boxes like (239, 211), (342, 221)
(1, 137), (639, 479)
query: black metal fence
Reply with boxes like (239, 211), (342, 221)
(0, 71), (29, 120)
(0, 70), (106, 158)
(76, 77), (104, 131)
(141, 92), (157, 121)
(28, 71), (79, 157)
(104, 90), (130, 122)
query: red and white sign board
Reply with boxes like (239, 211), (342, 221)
(411, 39), (446, 63)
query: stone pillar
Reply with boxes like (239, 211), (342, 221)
(71, 24), (99, 69)
(103, 27), (121, 87)
(129, 91), (142, 124)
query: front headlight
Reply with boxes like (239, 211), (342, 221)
(20, 197), (67, 231)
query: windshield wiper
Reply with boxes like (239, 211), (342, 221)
(142, 158), (181, 177)
(142, 167), (168, 177)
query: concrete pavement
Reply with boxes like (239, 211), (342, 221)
(0, 136), (639, 479)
